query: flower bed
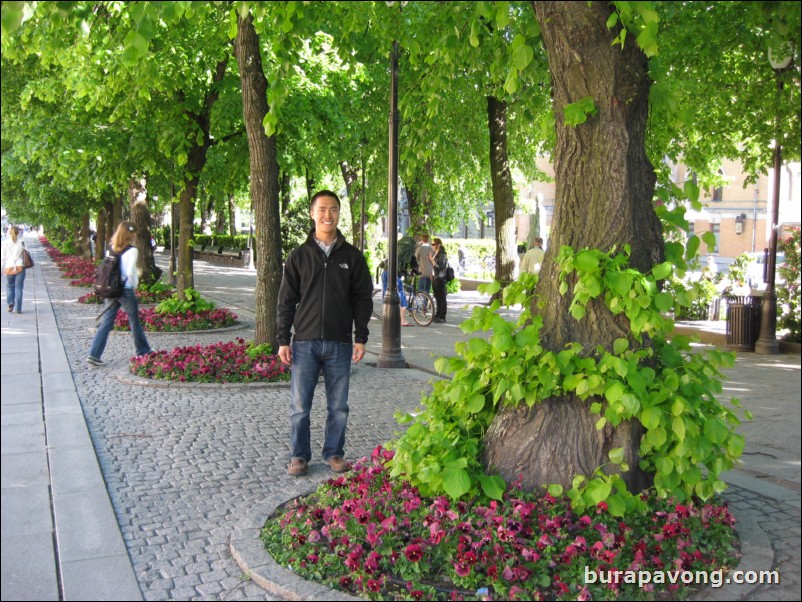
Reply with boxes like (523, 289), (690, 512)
(130, 338), (289, 384)
(263, 446), (738, 601)
(114, 307), (238, 332)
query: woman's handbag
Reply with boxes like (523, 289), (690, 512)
(22, 248), (35, 269)
(4, 266), (23, 275)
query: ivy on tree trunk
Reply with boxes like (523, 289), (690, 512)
(483, 1), (664, 493)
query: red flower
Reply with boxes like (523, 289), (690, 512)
(404, 543), (423, 563)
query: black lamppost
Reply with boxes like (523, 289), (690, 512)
(359, 137), (368, 253)
(755, 44), (793, 355)
(378, 39), (406, 368)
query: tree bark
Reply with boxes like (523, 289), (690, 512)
(305, 168), (315, 203)
(483, 1), (664, 493)
(80, 213), (92, 259)
(129, 174), (161, 284)
(228, 195), (237, 236)
(234, 13), (282, 347)
(176, 57), (229, 297)
(95, 207), (107, 261)
(340, 160), (361, 245)
(487, 96), (517, 288)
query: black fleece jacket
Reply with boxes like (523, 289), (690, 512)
(276, 230), (373, 346)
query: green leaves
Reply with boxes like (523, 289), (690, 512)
(396, 244), (748, 513)
(563, 96), (598, 127)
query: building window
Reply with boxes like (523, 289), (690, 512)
(711, 169), (724, 202)
(710, 223), (720, 253)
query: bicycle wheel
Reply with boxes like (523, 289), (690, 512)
(409, 291), (434, 327)
(371, 288), (383, 320)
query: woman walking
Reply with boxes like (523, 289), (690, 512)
(87, 221), (154, 367)
(2, 225), (28, 314)
(429, 237), (448, 323)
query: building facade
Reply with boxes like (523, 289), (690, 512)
(516, 157), (801, 269)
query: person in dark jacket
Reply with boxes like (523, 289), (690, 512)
(429, 237), (448, 323)
(277, 190), (373, 477)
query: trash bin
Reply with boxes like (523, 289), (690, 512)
(725, 296), (762, 351)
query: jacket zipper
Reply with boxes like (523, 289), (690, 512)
(320, 258), (328, 339)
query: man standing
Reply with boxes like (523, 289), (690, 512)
(414, 234), (433, 293)
(277, 190), (373, 477)
(520, 237), (545, 275)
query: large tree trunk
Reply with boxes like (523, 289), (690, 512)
(483, 1), (664, 493)
(176, 57), (228, 297)
(228, 195), (237, 236)
(235, 13), (282, 347)
(80, 213), (92, 260)
(96, 206), (107, 262)
(487, 95), (517, 288)
(340, 160), (361, 245)
(129, 175), (162, 284)
(305, 167), (315, 203)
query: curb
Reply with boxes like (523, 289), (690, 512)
(230, 481), (769, 602)
(115, 371), (290, 389)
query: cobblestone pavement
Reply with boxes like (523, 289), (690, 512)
(39, 254), (801, 601)
(45, 263), (432, 601)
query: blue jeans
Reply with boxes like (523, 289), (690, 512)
(380, 270), (407, 307)
(417, 276), (431, 294)
(289, 339), (352, 462)
(6, 268), (26, 312)
(88, 288), (152, 360)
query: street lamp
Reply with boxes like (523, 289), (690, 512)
(755, 43), (793, 355)
(378, 39), (406, 368)
(359, 137), (368, 253)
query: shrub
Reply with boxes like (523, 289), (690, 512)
(778, 227), (801, 342)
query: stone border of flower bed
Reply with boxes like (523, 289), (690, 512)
(115, 371), (290, 389)
(229, 478), (362, 602)
(228, 484), (765, 602)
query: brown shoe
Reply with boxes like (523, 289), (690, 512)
(325, 456), (350, 473)
(287, 458), (308, 477)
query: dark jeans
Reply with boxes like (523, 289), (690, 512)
(6, 268), (26, 312)
(432, 277), (447, 320)
(417, 276), (432, 293)
(88, 288), (152, 360)
(289, 339), (352, 462)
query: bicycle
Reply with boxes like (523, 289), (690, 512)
(372, 272), (436, 327)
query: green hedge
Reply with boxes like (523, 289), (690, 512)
(193, 234), (251, 250)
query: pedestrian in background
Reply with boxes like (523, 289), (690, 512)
(2, 225), (28, 314)
(429, 237), (448, 323)
(277, 190), (373, 477)
(87, 221), (154, 367)
(520, 237), (545, 276)
(415, 234), (433, 293)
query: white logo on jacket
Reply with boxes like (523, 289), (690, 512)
(339, 263), (349, 269)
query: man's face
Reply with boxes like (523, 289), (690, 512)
(310, 195), (340, 239)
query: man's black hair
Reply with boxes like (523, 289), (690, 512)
(310, 189), (341, 209)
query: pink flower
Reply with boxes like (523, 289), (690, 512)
(453, 560), (471, 577)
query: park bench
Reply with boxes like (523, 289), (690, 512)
(221, 247), (243, 266)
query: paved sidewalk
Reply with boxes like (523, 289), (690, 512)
(2, 239), (799, 600)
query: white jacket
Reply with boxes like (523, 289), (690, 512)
(1, 238), (24, 272)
